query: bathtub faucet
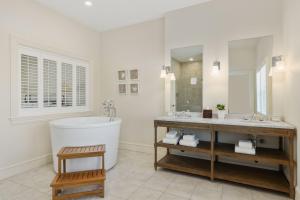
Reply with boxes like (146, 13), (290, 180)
(102, 100), (117, 121)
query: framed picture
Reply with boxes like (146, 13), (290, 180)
(130, 83), (139, 95)
(118, 84), (127, 95)
(118, 70), (127, 81)
(130, 69), (139, 80)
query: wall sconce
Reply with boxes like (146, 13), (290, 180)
(272, 55), (285, 70)
(160, 65), (176, 80)
(269, 55), (285, 76)
(212, 61), (221, 74)
(160, 67), (167, 78)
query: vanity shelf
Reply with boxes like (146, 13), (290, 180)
(156, 140), (211, 154)
(215, 143), (289, 166)
(154, 119), (296, 199)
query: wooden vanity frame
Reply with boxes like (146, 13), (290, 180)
(154, 120), (296, 198)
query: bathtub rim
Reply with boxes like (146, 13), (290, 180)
(50, 116), (122, 129)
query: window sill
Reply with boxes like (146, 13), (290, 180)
(9, 111), (95, 124)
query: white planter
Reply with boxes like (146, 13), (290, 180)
(217, 110), (227, 119)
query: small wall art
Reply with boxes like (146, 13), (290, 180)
(117, 69), (139, 95)
(118, 84), (127, 95)
(118, 70), (127, 81)
(130, 69), (139, 81)
(130, 83), (139, 95)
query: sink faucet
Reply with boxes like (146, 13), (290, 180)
(175, 110), (192, 118)
(250, 113), (267, 121)
(102, 100), (117, 121)
(250, 113), (257, 121)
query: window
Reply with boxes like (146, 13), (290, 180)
(76, 66), (87, 106)
(61, 63), (73, 107)
(21, 54), (38, 108)
(43, 59), (57, 107)
(256, 65), (267, 115)
(17, 45), (89, 117)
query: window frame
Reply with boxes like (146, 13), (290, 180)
(13, 43), (90, 118)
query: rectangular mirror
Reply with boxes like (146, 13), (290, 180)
(171, 45), (203, 112)
(228, 36), (273, 115)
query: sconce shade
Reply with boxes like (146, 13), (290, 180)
(169, 73), (176, 81)
(276, 61), (285, 71)
(160, 69), (167, 78)
(272, 55), (285, 70)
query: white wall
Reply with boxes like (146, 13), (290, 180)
(165, 0), (283, 112)
(99, 19), (165, 151)
(282, 0), (300, 196)
(0, 0), (101, 179)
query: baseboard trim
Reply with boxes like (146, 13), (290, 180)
(119, 141), (154, 154)
(0, 154), (52, 180)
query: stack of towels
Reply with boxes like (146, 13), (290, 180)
(163, 130), (180, 145)
(179, 134), (199, 147)
(235, 140), (256, 155)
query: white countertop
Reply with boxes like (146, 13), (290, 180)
(156, 116), (296, 130)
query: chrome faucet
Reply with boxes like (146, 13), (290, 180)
(175, 110), (192, 118)
(250, 113), (267, 121)
(250, 113), (257, 121)
(102, 100), (117, 121)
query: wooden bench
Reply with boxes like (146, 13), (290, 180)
(50, 145), (106, 200)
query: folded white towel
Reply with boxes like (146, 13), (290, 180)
(163, 137), (180, 145)
(238, 140), (253, 149)
(235, 145), (256, 155)
(182, 134), (196, 141)
(166, 131), (178, 139)
(179, 139), (199, 147)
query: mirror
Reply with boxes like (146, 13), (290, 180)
(171, 45), (203, 112)
(228, 36), (273, 115)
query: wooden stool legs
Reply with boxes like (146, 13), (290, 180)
(50, 145), (106, 200)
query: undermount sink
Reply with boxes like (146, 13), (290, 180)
(239, 119), (271, 124)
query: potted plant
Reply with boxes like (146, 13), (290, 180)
(216, 104), (226, 119)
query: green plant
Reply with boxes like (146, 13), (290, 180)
(216, 104), (225, 111)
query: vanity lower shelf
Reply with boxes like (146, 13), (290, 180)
(158, 154), (289, 194)
(157, 154), (211, 178)
(215, 162), (289, 193)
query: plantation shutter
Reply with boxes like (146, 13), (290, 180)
(76, 66), (86, 106)
(21, 54), (38, 108)
(61, 63), (73, 107)
(43, 59), (57, 107)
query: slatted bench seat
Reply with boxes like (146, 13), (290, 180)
(50, 145), (105, 200)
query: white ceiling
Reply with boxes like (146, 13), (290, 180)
(35, 0), (211, 32)
(171, 46), (203, 63)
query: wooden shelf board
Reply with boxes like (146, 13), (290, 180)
(215, 143), (289, 165)
(157, 141), (211, 154)
(51, 170), (105, 188)
(215, 162), (289, 193)
(58, 145), (105, 159)
(157, 154), (211, 177)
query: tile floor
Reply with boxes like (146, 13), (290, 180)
(0, 150), (290, 200)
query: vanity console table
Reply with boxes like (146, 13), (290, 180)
(154, 118), (296, 198)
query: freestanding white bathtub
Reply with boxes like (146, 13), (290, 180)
(50, 117), (122, 172)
